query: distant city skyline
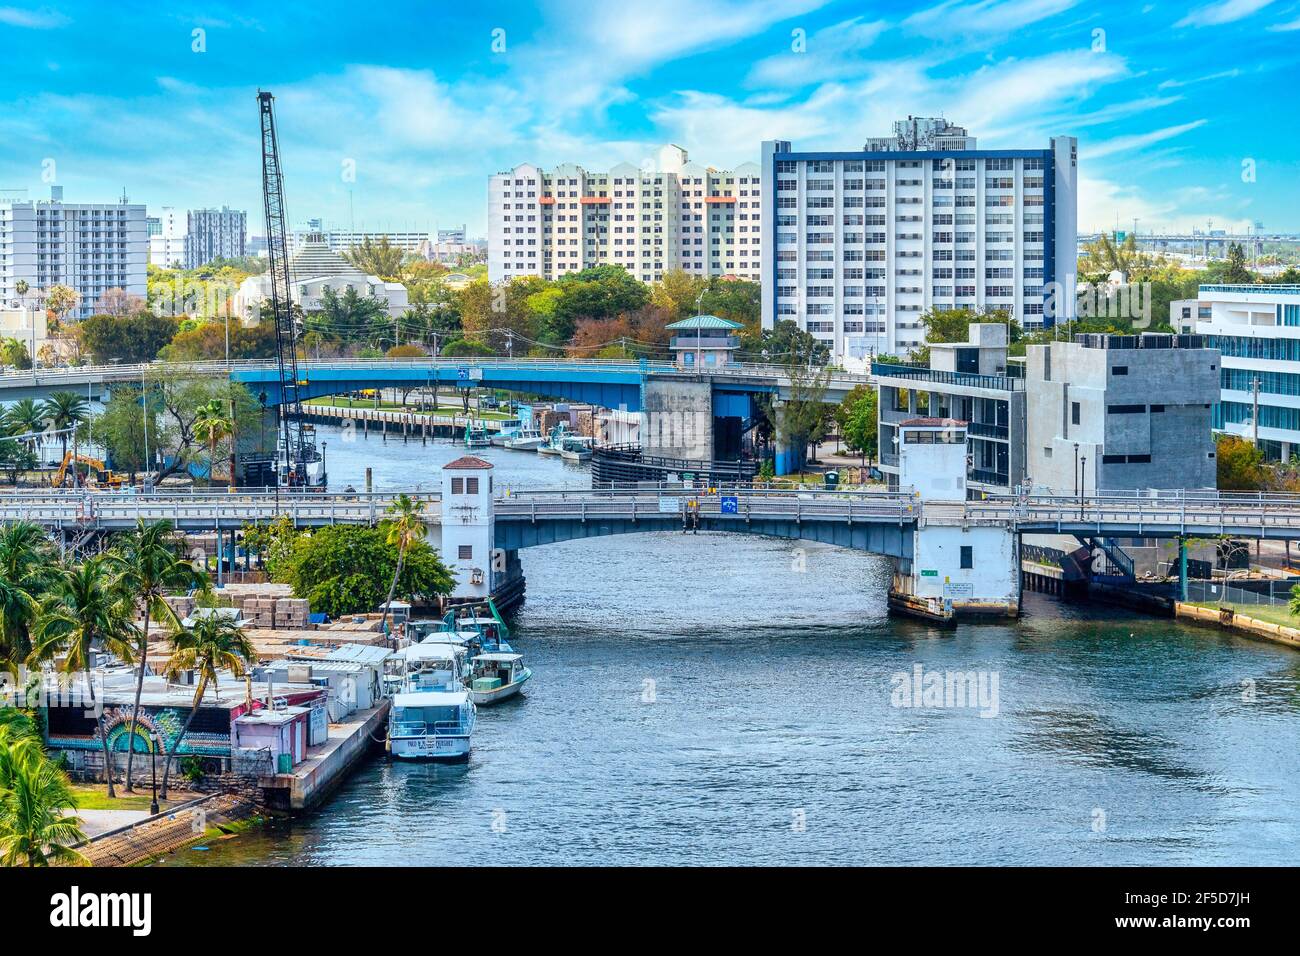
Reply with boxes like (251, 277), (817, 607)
(1, 0), (1297, 238)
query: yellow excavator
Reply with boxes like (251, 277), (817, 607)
(53, 452), (127, 489)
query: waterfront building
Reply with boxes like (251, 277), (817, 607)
(1175, 283), (1300, 461)
(876, 323), (1027, 495)
(0, 186), (148, 320)
(1023, 333), (1219, 493)
(759, 118), (1078, 364)
(666, 314), (743, 369)
(488, 144), (762, 284)
(186, 206), (247, 269)
(148, 206), (188, 268)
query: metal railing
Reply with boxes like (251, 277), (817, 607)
(872, 361), (1025, 392)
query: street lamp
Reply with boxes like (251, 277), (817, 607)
(321, 441), (327, 487)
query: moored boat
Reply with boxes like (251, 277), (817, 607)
(387, 642), (476, 760)
(559, 435), (594, 462)
(464, 421), (491, 448)
(468, 652), (531, 705)
(503, 425), (545, 450)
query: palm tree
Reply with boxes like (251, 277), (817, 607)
(29, 557), (137, 799)
(379, 494), (427, 638)
(0, 521), (56, 669)
(159, 614), (254, 799)
(3, 398), (47, 445)
(107, 519), (207, 793)
(39, 390), (90, 464)
(0, 740), (86, 867)
(193, 399), (232, 485)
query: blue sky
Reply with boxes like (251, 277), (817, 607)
(1, 0), (1297, 239)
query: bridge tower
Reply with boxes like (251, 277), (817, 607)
(441, 456), (495, 600)
(889, 418), (1020, 621)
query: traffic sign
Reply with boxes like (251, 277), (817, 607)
(720, 495), (739, 514)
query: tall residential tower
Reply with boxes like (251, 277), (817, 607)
(489, 145), (762, 284)
(760, 119), (1077, 363)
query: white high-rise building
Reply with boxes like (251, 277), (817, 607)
(0, 187), (148, 319)
(760, 119), (1077, 363)
(148, 206), (188, 268)
(489, 144), (762, 284)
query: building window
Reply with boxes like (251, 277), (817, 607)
(467, 477), (479, 494)
(1071, 402), (1080, 425)
(960, 546), (973, 569)
(451, 477), (464, 494)
(458, 545), (473, 560)
(1112, 365), (1128, 375)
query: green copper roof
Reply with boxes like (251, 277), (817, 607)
(665, 314), (744, 330)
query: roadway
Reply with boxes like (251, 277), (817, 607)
(6, 487), (1300, 542)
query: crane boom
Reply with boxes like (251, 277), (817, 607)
(257, 90), (313, 485)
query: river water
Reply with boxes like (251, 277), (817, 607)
(166, 424), (1300, 866)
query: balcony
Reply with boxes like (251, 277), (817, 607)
(872, 362), (1025, 391)
(968, 468), (1009, 486)
(966, 421), (1009, 440)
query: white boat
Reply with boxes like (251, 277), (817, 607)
(388, 689), (475, 760)
(464, 422), (491, 449)
(468, 652), (531, 706)
(503, 425), (546, 451)
(490, 418), (525, 446)
(536, 424), (570, 456)
(387, 642), (476, 760)
(559, 436), (594, 462)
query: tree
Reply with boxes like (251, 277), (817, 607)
(0, 728), (86, 867)
(1, 338), (31, 370)
(158, 614), (254, 799)
(1223, 242), (1252, 284)
(379, 494), (427, 638)
(193, 399), (233, 485)
(386, 344), (426, 358)
(2, 399), (45, 442)
(304, 286), (389, 346)
(760, 331), (832, 468)
(87, 385), (160, 481)
(29, 557), (137, 799)
(107, 520), (206, 793)
(144, 369), (258, 482)
(274, 524), (453, 618)
(160, 319), (277, 362)
(43, 285), (80, 326)
(842, 388), (879, 464)
(39, 391), (90, 461)
(0, 521), (57, 669)
(440, 338), (494, 357)
(1078, 232), (1151, 279)
(94, 288), (148, 317)
(78, 312), (178, 364)
(1216, 434), (1267, 490)
(739, 320), (830, 365)
(344, 236), (406, 279)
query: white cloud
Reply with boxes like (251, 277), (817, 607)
(0, 6), (69, 28)
(1081, 120), (1207, 160)
(1157, 69), (1240, 90)
(1175, 0), (1276, 28)
(1267, 15), (1300, 29)
(903, 0), (1079, 36)
(747, 17), (889, 87)
(1078, 174), (1254, 232)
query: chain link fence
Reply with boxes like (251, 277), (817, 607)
(1184, 579), (1298, 608)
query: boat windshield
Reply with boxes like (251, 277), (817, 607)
(392, 704), (466, 735)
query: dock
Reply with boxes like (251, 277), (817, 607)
(260, 700), (391, 811)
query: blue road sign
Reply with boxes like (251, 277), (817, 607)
(721, 495), (739, 514)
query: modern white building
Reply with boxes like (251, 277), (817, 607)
(489, 144), (762, 284)
(186, 207), (247, 269)
(291, 229), (430, 257)
(1176, 283), (1300, 461)
(148, 206), (188, 268)
(760, 118), (1077, 363)
(232, 235), (408, 322)
(0, 187), (149, 320)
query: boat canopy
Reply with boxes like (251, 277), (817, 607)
(406, 643), (460, 662)
(393, 689), (470, 707)
(473, 653), (523, 663)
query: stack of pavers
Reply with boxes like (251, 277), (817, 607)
(274, 597), (310, 630)
(243, 595), (277, 628)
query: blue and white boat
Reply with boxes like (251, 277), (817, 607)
(387, 642), (476, 760)
(490, 417), (525, 446)
(535, 423), (571, 457)
(464, 421), (491, 449)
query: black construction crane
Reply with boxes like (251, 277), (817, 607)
(257, 89), (317, 486)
